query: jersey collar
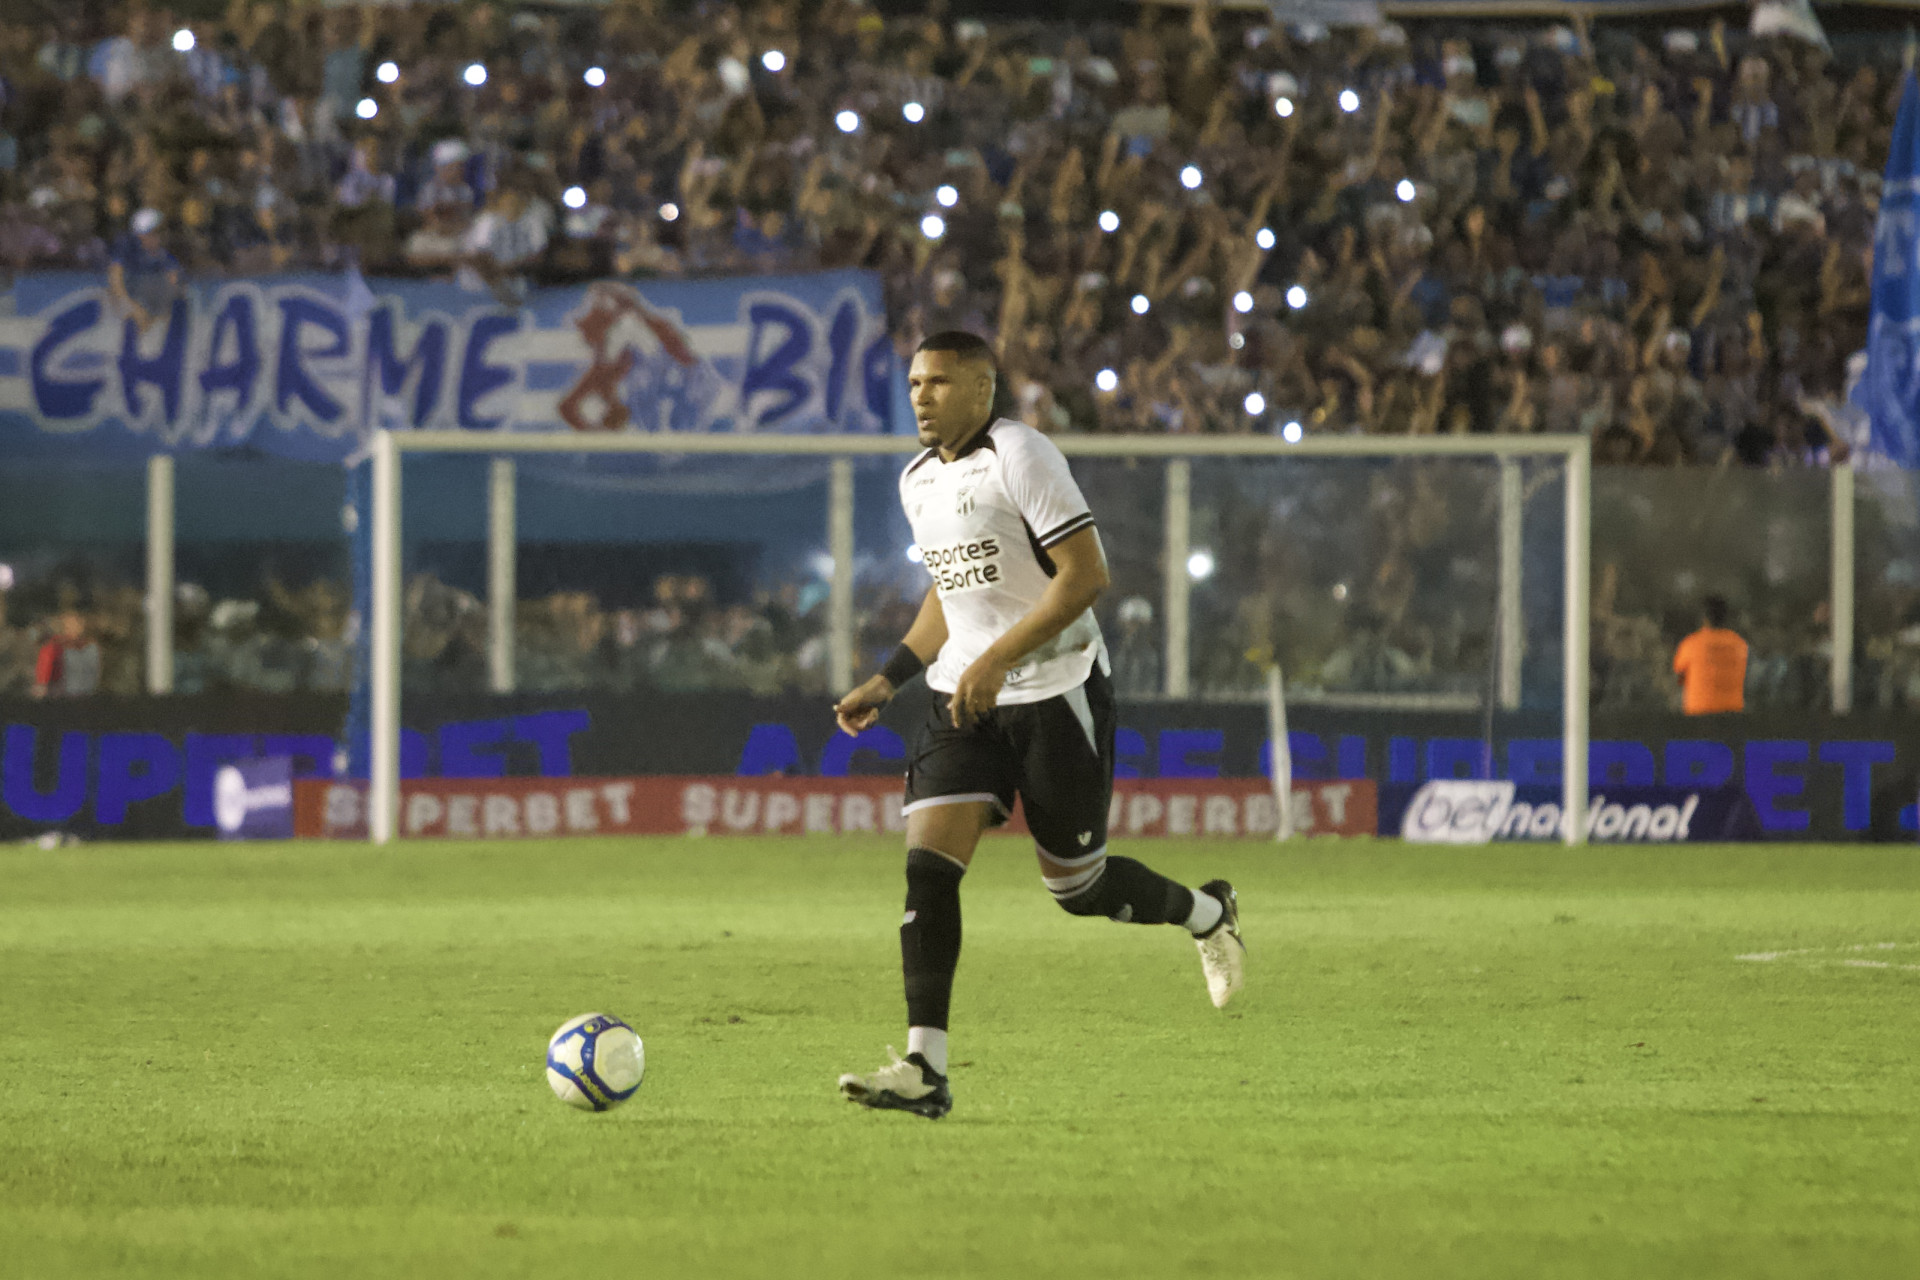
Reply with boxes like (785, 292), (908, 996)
(942, 415), (1002, 463)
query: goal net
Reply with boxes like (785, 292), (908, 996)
(363, 432), (1590, 844)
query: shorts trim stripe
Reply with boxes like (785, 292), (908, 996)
(901, 793), (1008, 818)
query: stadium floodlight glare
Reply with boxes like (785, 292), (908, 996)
(1255, 227), (1275, 250)
(659, 202), (680, 221)
(761, 50), (786, 73)
(173, 28), (195, 52)
(1229, 332), (1246, 350)
(906, 544), (925, 563)
(1244, 392), (1266, 416)
(935, 184), (958, 208)
(1274, 96), (1294, 118)
(583, 66), (606, 88)
(464, 63), (488, 87)
(1130, 294), (1151, 315)
(1286, 285), (1309, 310)
(1339, 88), (1360, 113)
(902, 101), (926, 123)
(835, 110), (860, 134)
(355, 98), (378, 120)
(377, 61), (400, 84)
(1094, 368), (1119, 392)
(1179, 165), (1203, 190)
(1397, 178), (1416, 203)
(563, 186), (587, 210)
(920, 213), (946, 240)
(1186, 549), (1216, 581)
(1232, 290), (1254, 313)
(1281, 420), (1304, 443)
(1098, 210), (1120, 233)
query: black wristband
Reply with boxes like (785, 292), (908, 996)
(880, 644), (926, 689)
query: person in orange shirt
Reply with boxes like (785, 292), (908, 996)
(1673, 596), (1748, 715)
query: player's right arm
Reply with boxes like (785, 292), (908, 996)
(834, 588), (948, 735)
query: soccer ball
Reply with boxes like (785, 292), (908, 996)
(546, 1013), (646, 1111)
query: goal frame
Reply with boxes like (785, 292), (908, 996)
(367, 430), (1591, 845)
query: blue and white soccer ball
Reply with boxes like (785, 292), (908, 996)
(546, 1013), (646, 1111)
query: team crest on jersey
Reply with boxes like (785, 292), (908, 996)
(954, 485), (976, 516)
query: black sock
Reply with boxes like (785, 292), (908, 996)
(901, 846), (965, 1031)
(1060, 856), (1195, 925)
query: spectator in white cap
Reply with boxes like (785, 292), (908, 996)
(416, 140), (474, 213)
(107, 208), (180, 331)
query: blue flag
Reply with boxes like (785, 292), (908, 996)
(1860, 72), (1920, 467)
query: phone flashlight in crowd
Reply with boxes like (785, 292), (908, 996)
(1255, 227), (1275, 250)
(761, 51), (786, 73)
(464, 63), (487, 87)
(835, 110), (861, 134)
(1179, 165), (1203, 190)
(935, 185), (958, 208)
(173, 28), (194, 52)
(0, 564), (13, 591)
(1282, 421), (1304, 443)
(356, 99), (378, 120)
(1287, 286), (1309, 310)
(1244, 392), (1267, 416)
(1095, 369), (1119, 393)
(1397, 179), (1417, 202)
(920, 214), (946, 240)
(583, 66), (606, 87)
(564, 187), (587, 210)
(1233, 291), (1254, 313)
(1186, 550), (1216, 581)
(377, 61), (399, 83)
(1130, 294), (1151, 315)
(659, 202), (680, 221)
(902, 101), (926, 122)
(1098, 210), (1120, 232)
(1274, 97), (1294, 118)
(1229, 333), (1246, 350)
(1339, 89), (1360, 112)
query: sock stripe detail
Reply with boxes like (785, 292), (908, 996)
(1044, 859), (1107, 898)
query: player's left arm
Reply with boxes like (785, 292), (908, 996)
(949, 527), (1108, 727)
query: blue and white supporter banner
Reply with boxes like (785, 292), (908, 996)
(1858, 72), (1920, 469)
(0, 269), (904, 463)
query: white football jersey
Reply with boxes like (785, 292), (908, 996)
(899, 418), (1109, 704)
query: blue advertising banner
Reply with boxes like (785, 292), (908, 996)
(6, 696), (1920, 842)
(213, 755), (294, 841)
(1384, 781), (1763, 844)
(0, 269), (904, 463)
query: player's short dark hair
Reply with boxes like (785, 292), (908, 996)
(915, 331), (998, 373)
(1703, 595), (1730, 628)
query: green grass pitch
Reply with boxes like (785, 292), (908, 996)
(3, 835), (1917, 1279)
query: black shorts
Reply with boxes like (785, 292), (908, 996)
(902, 665), (1115, 860)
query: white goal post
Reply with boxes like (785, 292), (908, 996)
(367, 430), (1591, 845)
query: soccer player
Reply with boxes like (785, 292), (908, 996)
(833, 332), (1245, 1120)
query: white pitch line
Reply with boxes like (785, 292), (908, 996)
(1736, 942), (1920, 973)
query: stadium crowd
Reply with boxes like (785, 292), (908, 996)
(0, 0), (1895, 455)
(1, 0), (1913, 707)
